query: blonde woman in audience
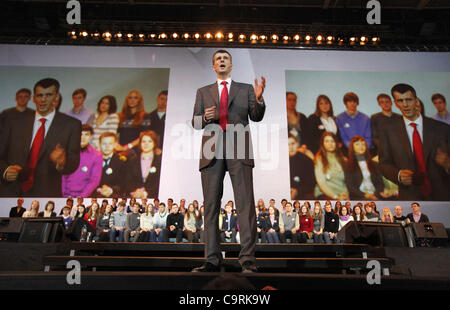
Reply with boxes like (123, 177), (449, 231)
(380, 207), (394, 223)
(23, 200), (40, 218)
(312, 202), (325, 243)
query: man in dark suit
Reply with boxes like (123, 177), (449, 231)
(220, 202), (238, 243)
(191, 50), (266, 273)
(148, 90), (167, 149)
(9, 197), (26, 217)
(379, 83), (450, 201)
(0, 78), (81, 197)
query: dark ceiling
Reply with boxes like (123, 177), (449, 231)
(1, 0), (450, 50)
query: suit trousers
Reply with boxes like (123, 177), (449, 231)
(201, 155), (257, 266)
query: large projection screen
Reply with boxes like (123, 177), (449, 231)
(0, 45), (449, 224)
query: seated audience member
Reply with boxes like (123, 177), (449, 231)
(59, 197), (74, 215)
(334, 201), (342, 213)
(255, 207), (267, 243)
(312, 202), (325, 243)
(65, 88), (94, 125)
(264, 205), (281, 243)
(370, 94), (401, 155)
(293, 200), (301, 214)
(314, 132), (349, 200)
(288, 134), (316, 200)
(95, 204), (113, 241)
(86, 95), (119, 150)
(338, 205), (354, 230)
(62, 125), (102, 198)
(127, 130), (162, 199)
(298, 204), (313, 243)
(323, 202), (340, 244)
(352, 203), (367, 221)
(380, 207), (394, 223)
(220, 202), (238, 243)
(393, 205), (408, 222)
(147, 90), (168, 149)
(9, 197), (26, 218)
(164, 204), (184, 243)
(431, 93), (450, 125)
(379, 83), (450, 201)
(74, 204), (86, 219)
(95, 132), (127, 198)
(22, 200), (40, 218)
(279, 202), (299, 243)
(72, 197), (84, 218)
(308, 94), (341, 154)
(407, 202), (430, 223)
(61, 206), (73, 229)
(124, 203), (141, 242)
(109, 203), (127, 242)
(256, 198), (267, 217)
(286, 91), (311, 149)
(336, 92), (372, 154)
(99, 199), (109, 213)
(84, 202), (100, 233)
(152, 203), (167, 242)
(346, 136), (390, 200)
(364, 202), (379, 222)
(38, 201), (57, 218)
(196, 205), (206, 243)
(179, 199), (187, 215)
(139, 203), (154, 242)
(126, 198), (137, 213)
(184, 203), (199, 243)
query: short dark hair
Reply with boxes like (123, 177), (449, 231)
(212, 49), (232, 65)
(81, 124), (94, 135)
(343, 92), (359, 105)
(16, 88), (31, 96)
(97, 95), (117, 114)
(391, 83), (417, 98)
(158, 90), (168, 97)
(376, 93), (391, 102)
(411, 202), (420, 207)
(431, 93), (446, 103)
(286, 91), (297, 98)
(72, 88), (87, 98)
(34, 78), (60, 93)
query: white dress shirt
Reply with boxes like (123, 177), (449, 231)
(30, 110), (56, 150)
(217, 77), (232, 101)
(403, 114), (424, 152)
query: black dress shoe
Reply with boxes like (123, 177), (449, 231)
(192, 262), (221, 272)
(241, 261), (258, 273)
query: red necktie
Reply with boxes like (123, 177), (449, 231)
(219, 81), (228, 131)
(409, 123), (431, 198)
(21, 118), (46, 193)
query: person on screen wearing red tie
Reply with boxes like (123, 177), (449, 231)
(378, 83), (450, 201)
(0, 78), (81, 197)
(191, 50), (266, 273)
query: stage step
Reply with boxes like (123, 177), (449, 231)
(43, 255), (392, 273)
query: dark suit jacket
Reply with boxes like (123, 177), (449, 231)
(148, 109), (166, 147)
(307, 114), (342, 154)
(345, 160), (385, 200)
(406, 213), (430, 223)
(9, 206), (26, 217)
(264, 215), (280, 232)
(126, 151), (161, 199)
(96, 154), (128, 198)
(220, 213), (238, 232)
(192, 81), (266, 170)
(0, 111), (81, 197)
(378, 116), (450, 200)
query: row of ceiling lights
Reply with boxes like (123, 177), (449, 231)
(69, 30), (381, 45)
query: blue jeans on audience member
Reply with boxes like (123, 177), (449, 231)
(266, 231), (280, 243)
(150, 229), (164, 242)
(323, 231), (340, 244)
(109, 228), (125, 242)
(313, 233), (324, 243)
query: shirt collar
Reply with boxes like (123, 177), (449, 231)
(35, 109), (56, 123)
(217, 77), (232, 87)
(403, 113), (423, 128)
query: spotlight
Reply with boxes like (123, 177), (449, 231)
(183, 33), (190, 39)
(149, 33), (156, 39)
(138, 33), (145, 38)
(205, 32), (212, 39)
(349, 36), (357, 45)
(102, 32), (112, 40)
(126, 33), (134, 40)
(172, 33), (179, 39)
(360, 36), (367, 45)
(227, 32), (234, 41)
(282, 35), (290, 42)
(69, 30), (77, 39)
(305, 35), (312, 41)
(159, 33), (167, 39)
(250, 34), (258, 41)
(80, 31), (89, 38)
(215, 32), (224, 40)
(271, 34), (279, 41)
(259, 35), (267, 41)
(91, 31), (100, 38)
(194, 33), (201, 39)
(293, 34), (300, 41)
(116, 32), (123, 39)
(238, 34), (246, 41)
(316, 35), (323, 42)
(371, 36), (380, 44)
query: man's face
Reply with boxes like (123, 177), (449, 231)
(72, 93), (85, 108)
(100, 136), (115, 156)
(17, 198), (24, 206)
(394, 206), (402, 216)
(393, 91), (419, 121)
(285, 204), (293, 213)
(225, 205), (232, 213)
(172, 205), (179, 214)
(33, 85), (58, 116)
(286, 94), (297, 110)
(81, 130), (92, 148)
(345, 100), (358, 116)
(412, 203), (420, 213)
(325, 205), (332, 212)
(133, 204), (140, 213)
(378, 97), (392, 113)
(433, 98), (447, 113)
(157, 93), (167, 111)
(16, 91), (30, 108)
(288, 137), (299, 157)
(213, 52), (232, 76)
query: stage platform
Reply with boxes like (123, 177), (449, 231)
(0, 241), (449, 290)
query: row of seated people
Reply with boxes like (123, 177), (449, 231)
(9, 197), (430, 244)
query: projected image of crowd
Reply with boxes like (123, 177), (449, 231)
(8, 197), (430, 244)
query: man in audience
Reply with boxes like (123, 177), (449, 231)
(148, 90), (167, 148)
(431, 93), (450, 125)
(407, 202), (430, 223)
(279, 202), (300, 243)
(379, 83), (450, 201)
(124, 203), (141, 242)
(65, 88), (94, 124)
(164, 203), (184, 243)
(95, 132), (127, 198)
(288, 134), (316, 200)
(220, 202), (238, 243)
(62, 124), (102, 198)
(323, 202), (340, 244)
(336, 92), (372, 153)
(109, 202), (127, 242)
(393, 205), (408, 222)
(167, 198), (174, 212)
(286, 91), (311, 149)
(370, 93), (401, 155)
(9, 197), (26, 217)
(0, 88), (34, 128)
